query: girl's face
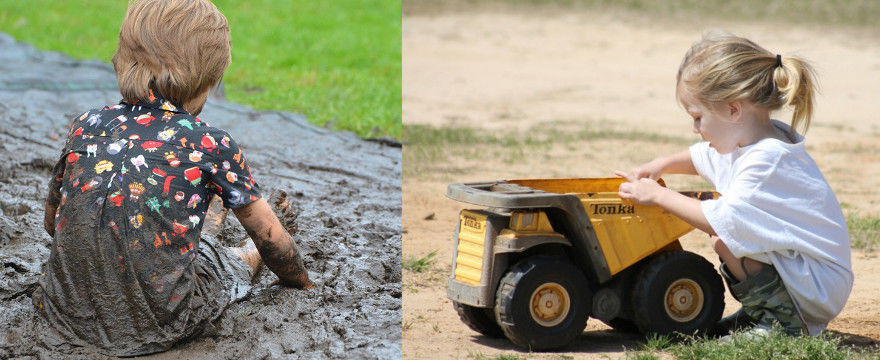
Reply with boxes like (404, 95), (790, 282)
(679, 90), (740, 154)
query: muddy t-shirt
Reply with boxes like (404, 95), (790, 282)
(32, 91), (261, 355)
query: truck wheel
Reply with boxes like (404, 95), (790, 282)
(453, 301), (504, 338)
(495, 256), (591, 350)
(631, 251), (724, 336)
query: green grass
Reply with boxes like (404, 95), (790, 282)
(405, 0), (880, 30)
(402, 123), (690, 167)
(466, 351), (524, 360)
(0, 0), (400, 138)
(403, 250), (437, 272)
(626, 326), (880, 360)
(641, 333), (674, 352)
(847, 213), (880, 253)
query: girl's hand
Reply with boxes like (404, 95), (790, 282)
(630, 158), (665, 180)
(615, 170), (665, 206)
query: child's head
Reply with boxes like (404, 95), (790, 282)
(112, 0), (230, 115)
(676, 32), (817, 135)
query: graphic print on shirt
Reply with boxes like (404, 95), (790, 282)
(45, 88), (262, 312)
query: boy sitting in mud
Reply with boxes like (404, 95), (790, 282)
(34, 0), (313, 356)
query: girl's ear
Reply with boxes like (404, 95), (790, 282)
(727, 100), (743, 123)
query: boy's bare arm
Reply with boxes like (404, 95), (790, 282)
(44, 200), (58, 237)
(233, 198), (314, 289)
(43, 159), (65, 237)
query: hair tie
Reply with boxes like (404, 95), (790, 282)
(775, 54), (782, 68)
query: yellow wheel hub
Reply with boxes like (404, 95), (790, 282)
(529, 282), (570, 327)
(664, 279), (703, 322)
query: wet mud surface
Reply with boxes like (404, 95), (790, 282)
(0, 32), (401, 359)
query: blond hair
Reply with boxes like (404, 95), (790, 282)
(676, 32), (818, 134)
(112, 0), (230, 107)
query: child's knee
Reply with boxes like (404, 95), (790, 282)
(712, 236), (732, 257)
(731, 265), (806, 335)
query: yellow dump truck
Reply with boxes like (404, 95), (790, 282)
(446, 178), (723, 350)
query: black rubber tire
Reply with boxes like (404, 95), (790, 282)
(601, 318), (639, 333)
(631, 250), (725, 336)
(495, 256), (591, 350)
(453, 301), (505, 338)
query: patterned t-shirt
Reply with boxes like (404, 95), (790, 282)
(33, 90), (261, 355)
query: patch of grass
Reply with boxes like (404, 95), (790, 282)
(403, 250), (437, 272)
(625, 353), (659, 360)
(494, 355), (523, 360)
(627, 326), (880, 360)
(641, 333), (673, 352)
(0, 0), (400, 138)
(847, 213), (880, 253)
(402, 123), (690, 169)
(467, 351), (524, 360)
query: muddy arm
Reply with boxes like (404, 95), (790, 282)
(43, 201), (57, 237)
(43, 156), (66, 237)
(232, 198), (314, 289)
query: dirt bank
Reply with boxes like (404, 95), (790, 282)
(0, 32), (401, 359)
(402, 6), (880, 359)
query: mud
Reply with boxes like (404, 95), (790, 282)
(0, 32), (401, 359)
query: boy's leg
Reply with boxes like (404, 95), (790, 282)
(202, 195), (229, 237)
(230, 239), (263, 276)
(203, 195), (263, 279)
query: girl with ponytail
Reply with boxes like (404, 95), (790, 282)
(615, 32), (851, 338)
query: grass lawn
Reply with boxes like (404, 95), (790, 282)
(0, 0), (401, 138)
(627, 328), (880, 360)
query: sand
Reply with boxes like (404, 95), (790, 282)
(402, 5), (880, 359)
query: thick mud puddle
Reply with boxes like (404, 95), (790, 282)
(0, 32), (401, 359)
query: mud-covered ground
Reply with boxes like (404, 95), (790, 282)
(0, 32), (401, 359)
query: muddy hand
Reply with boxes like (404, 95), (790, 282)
(234, 198), (315, 290)
(279, 272), (315, 290)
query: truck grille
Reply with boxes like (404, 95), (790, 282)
(454, 211), (486, 285)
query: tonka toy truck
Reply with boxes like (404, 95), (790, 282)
(446, 178), (724, 350)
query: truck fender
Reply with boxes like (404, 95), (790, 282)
(493, 233), (572, 254)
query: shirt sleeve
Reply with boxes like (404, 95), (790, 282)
(204, 131), (262, 209)
(689, 141), (716, 187)
(701, 151), (788, 258)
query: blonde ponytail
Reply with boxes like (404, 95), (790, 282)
(677, 32), (819, 134)
(774, 55), (817, 134)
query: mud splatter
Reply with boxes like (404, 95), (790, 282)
(0, 32), (401, 359)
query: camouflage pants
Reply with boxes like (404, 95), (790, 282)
(720, 261), (806, 336)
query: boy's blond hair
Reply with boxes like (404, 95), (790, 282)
(676, 32), (818, 134)
(112, 0), (230, 107)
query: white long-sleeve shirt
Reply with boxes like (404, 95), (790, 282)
(689, 120), (853, 335)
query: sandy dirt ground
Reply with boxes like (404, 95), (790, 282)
(0, 33), (401, 359)
(402, 5), (880, 359)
